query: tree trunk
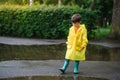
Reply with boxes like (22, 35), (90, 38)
(90, 0), (96, 10)
(58, 0), (62, 7)
(110, 0), (120, 40)
(29, 0), (33, 6)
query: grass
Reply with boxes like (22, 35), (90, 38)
(92, 26), (110, 40)
(0, 4), (29, 10)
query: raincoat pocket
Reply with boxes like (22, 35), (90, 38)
(76, 46), (80, 51)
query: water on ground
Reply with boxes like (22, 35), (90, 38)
(0, 44), (120, 61)
(0, 43), (120, 80)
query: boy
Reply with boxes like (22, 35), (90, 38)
(59, 14), (88, 74)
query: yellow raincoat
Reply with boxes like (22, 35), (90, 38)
(65, 24), (88, 61)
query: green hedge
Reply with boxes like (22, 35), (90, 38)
(0, 6), (97, 39)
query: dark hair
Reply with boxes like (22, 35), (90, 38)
(71, 14), (81, 23)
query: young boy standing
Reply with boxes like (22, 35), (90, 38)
(59, 14), (88, 74)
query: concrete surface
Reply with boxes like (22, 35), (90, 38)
(0, 37), (120, 80)
(0, 60), (120, 80)
(0, 37), (65, 45)
(0, 37), (120, 48)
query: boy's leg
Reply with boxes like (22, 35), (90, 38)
(59, 59), (69, 73)
(74, 61), (79, 74)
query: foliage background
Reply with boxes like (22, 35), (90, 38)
(0, 6), (97, 39)
(0, 0), (113, 39)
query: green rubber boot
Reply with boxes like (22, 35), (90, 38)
(59, 59), (69, 73)
(74, 61), (79, 74)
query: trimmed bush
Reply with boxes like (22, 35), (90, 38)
(0, 6), (97, 39)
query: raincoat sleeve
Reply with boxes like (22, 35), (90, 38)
(81, 27), (88, 48)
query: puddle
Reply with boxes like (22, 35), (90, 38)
(0, 76), (108, 80)
(0, 44), (66, 61)
(0, 43), (119, 80)
(86, 44), (120, 61)
(0, 44), (120, 61)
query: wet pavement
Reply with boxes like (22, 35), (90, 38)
(0, 60), (120, 80)
(0, 37), (65, 45)
(0, 37), (120, 80)
(0, 37), (120, 48)
(89, 41), (120, 48)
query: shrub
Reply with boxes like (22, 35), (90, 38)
(0, 5), (97, 39)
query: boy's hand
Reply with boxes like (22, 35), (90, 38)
(80, 47), (84, 51)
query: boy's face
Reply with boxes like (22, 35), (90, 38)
(72, 22), (80, 27)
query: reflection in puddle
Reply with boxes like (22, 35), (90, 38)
(86, 44), (120, 61)
(0, 76), (108, 80)
(0, 43), (117, 80)
(0, 44), (120, 61)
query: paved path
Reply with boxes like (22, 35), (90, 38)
(0, 37), (120, 80)
(0, 37), (120, 48)
(0, 60), (120, 80)
(0, 37), (65, 45)
(89, 41), (120, 48)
